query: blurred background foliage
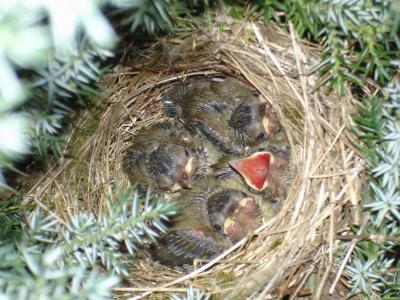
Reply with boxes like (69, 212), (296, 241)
(0, 185), (176, 299)
(0, 0), (210, 189)
(0, 0), (399, 299)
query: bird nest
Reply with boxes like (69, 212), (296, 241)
(24, 19), (364, 299)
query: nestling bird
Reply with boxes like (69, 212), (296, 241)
(163, 76), (284, 154)
(151, 227), (230, 267)
(177, 183), (261, 242)
(223, 197), (260, 242)
(205, 187), (261, 242)
(151, 184), (261, 266)
(176, 183), (259, 242)
(150, 192), (232, 266)
(211, 145), (292, 218)
(123, 121), (223, 193)
(229, 146), (291, 197)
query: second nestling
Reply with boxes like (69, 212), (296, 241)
(212, 144), (293, 206)
(151, 184), (261, 266)
(123, 121), (224, 194)
(163, 76), (285, 154)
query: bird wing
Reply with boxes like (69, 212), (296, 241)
(163, 229), (223, 259)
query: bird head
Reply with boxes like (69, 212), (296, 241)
(207, 189), (260, 242)
(223, 197), (259, 242)
(229, 103), (281, 146)
(149, 143), (198, 191)
(229, 147), (290, 194)
(173, 155), (196, 190)
(259, 103), (281, 136)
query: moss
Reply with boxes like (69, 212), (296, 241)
(210, 294), (223, 300)
(269, 238), (283, 250)
(282, 103), (303, 129)
(216, 270), (236, 285)
(68, 109), (102, 159)
(228, 289), (249, 300)
(64, 106), (103, 197)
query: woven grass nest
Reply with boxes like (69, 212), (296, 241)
(25, 19), (364, 299)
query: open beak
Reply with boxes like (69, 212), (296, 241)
(230, 151), (272, 191)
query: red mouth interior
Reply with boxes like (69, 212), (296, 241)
(230, 152), (271, 190)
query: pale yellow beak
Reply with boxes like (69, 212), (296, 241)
(170, 183), (182, 192)
(262, 116), (270, 134)
(184, 157), (194, 175)
(239, 197), (254, 207)
(223, 217), (234, 235)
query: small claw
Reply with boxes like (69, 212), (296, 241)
(170, 183), (182, 192)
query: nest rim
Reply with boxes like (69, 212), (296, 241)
(24, 19), (365, 300)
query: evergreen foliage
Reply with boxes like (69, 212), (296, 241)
(0, 241), (120, 300)
(0, 0), (210, 185)
(259, 0), (399, 95)
(0, 0), (116, 183)
(110, 0), (211, 34)
(350, 82), (400, 298)
(111, 0), (174, 33)
(0, 196), (23, 241)
(0, 0), (398, 298)
(170, 285), (211, 300)
(0, 185), (176, 299)
(27, 38), (113, 159)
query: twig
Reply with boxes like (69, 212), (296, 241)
(329, 242), (356, 295)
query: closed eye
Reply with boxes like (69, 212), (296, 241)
(214, 224), (222, 231)
(257, 133), (265, 141)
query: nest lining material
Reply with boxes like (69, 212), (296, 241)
(24, 20), (364, 299)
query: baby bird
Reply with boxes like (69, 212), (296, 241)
(151, 226), (230, 267)
(229, 148), (290, 196)
(176, 183), (261, 242)
(223, 198), (260, 242)
(150, 195), (231, 266)
(151, 185), (261, 267)
(163, 76), (284, 154)
(213, 145), (292, 208)
(205, 187), (261, 242)
(123, 122), (195, 192)
(123, 121), (222, 193)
